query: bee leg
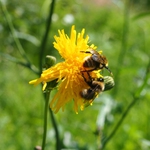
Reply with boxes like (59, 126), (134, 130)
(81, 68), (96, 72)
(80, 51), (91, 54)
(81, 72), (88, 83)
(86, 71), (93, 82)
(81, 71), (93, 87)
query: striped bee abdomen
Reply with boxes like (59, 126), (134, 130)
(83, 56), (96, 68)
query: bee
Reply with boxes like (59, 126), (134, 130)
(80, 72), (105, 101)
(81, 48), (112, 74)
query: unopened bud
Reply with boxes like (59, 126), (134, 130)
(104, 76), (115, 91)
(43, 55), (57, 91)
(45, 55), (56, 69)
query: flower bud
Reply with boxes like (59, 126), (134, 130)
(43, 55), (57, 91)
(104, 76), (115, 91)
(45, 55), (56, 69)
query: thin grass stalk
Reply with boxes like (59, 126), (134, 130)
(0, 2), (38, 74)
(39, 0), (56, 73)
(100, 59), (150, 150)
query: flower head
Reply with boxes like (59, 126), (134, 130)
(29, 25), (103, 113)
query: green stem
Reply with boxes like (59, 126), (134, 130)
(42, 91), (50, 150)
(39, 0), (56, 73)
(101, 59), (150, 150)
(49, 108), (60, 150)
(101, 98), (138, 150)
(0, 52), (39, 74)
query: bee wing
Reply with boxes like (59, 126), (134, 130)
(83, 92), (98, 108)
(83, 88), (99, 107)
(83, 82), (104, 107)
(91, 53), (101, 63)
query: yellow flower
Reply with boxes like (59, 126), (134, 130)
(29, 25), (102, 113)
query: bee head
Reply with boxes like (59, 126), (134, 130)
(97, 77), (104, 82)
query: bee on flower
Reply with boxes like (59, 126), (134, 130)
(29, 25), (113, 113)
(80, 71), (105, 107)
(80, 48), (112, 74)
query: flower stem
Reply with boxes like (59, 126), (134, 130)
(49, 108), (60, 150)
(42, 91), (50, 150)
(39, 0), (56, 73)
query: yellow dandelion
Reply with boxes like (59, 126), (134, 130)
(29, 25), (103, 113)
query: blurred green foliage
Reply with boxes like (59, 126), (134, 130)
(0, 0), (150, 150)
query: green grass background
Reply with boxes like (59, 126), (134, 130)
(1, 0), (150, 149)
